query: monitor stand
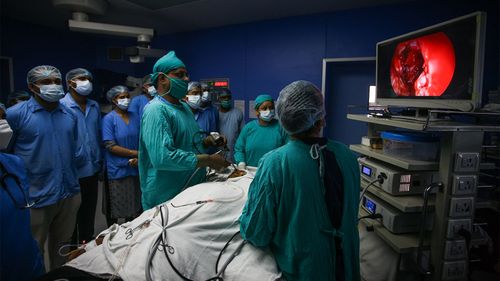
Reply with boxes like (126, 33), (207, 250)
(391, 108), (445, 123)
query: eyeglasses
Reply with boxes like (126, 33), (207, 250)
(0, 163), (37, 209)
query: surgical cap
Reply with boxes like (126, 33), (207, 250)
(218, 88), (232, 98)
(254, 94), (274, 110)
(106, 85), (128, 102)
(0, 103), (5, 113)
(276, 80), (325, 135)
(26, 65), (61, 84)
(65, 68), (93, 82)
(151, 51), (186, 86)
(188, 81), (201, 92)
(142, 74), (152, 86)
(8, 90), (31, 101)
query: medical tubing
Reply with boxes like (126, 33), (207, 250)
(192, 131), (210, 154)
(182, 167), (202, 191)
(215, 231), (241, 274)
(359, 175), (385, 204)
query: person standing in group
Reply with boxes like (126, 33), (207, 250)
(234, 94), (288, 168)
(217, 88), (245, 163)
(240, 81), (360, 281)
(129, 74), (156, 118)
(139, 51), (229, 210)
(185, 81), (219, 134)
(60, 68), (102, 245)
(6, 65), (84, 270)
(102, 86), (142, 225)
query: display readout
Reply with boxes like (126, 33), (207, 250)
(364, 197), (377, 214)
(362, 165), (372, 177)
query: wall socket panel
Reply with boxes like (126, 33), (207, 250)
(447, 219), (472, 239)
(442, 261), (467, 280)
(449, 197), (474, 218)
(452, 175), (477, 195)
(444, 240), (467, 260)
(454, 152), (479, 172)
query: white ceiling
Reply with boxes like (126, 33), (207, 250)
(2, 0), (413, 35)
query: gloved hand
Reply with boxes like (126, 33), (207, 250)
(237, 162), (246, 170)
(203, 134), (227, 148)
(197, 153), (230, 170)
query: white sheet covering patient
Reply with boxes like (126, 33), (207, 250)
(66, 169), (282, 281)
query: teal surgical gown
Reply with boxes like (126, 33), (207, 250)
(240, 139), (360, 281)
(234, 119), (288, 167)
(138, 96), (205, 210)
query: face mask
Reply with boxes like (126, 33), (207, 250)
(220, 100), (232, 109)
(36, 84), (65, 102)
(116, 98), (130, 110)
(147, 86), (157, 97)
(186, 95), (201, 109)
(201, 91), (210, 102)
(0, 120), (13, 150)
(259, 109), (275, 122)
(163, 76), (187, 100)
(73, 80), (93, 96)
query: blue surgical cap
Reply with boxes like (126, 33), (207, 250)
(106, 85), (128, 102)
(188, 81), (201, 92)
(26, 65), (61, 84)
(142, 74), (152, 86)
(66, 68), (93, 82)
(151, 51), (186, 86)
(254, 94), (274, 110)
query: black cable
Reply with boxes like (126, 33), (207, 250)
(159, 205), (194, 281)
(192, 131), (210, 154)
(215, 231), (241, 274)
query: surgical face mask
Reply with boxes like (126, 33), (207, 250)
(116, 98), (130, 110)
(36, 84), (65, 102)
(259, 109), (275, 122)
(186, 95), (201, 109)
(0, 119), (13, 150)
(147, 86), (157, 97)
(73, 79), (93, 96)
(201, 91), (210, 102)
(162, 76), (187, 100)
(220, 100), (232, 109)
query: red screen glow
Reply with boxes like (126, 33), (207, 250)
(214, 81), (229, 87)
(390, 32), (456, 97)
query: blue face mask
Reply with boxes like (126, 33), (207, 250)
(36, 84), (65, 102)
(220, 100), (232, 109)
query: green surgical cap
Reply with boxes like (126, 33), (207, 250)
(254, 94), (274, 110)
(151, 51), (186, 86)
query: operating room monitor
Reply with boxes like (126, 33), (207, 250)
(376, 12), (486, 112)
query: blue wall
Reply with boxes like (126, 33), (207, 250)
(1, 0), (498, 142)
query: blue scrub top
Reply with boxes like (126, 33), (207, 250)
(218, 108), (245, 163)
(60, 93), (103, 178)
(102, 110), (140, 180)
(129, 94), (151, 118)
(0, 153), (45, 281)
(195, 105), (219, 133)
(6, 97), (83, 207)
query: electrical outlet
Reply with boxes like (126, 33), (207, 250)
(449, 197), (474, 217)
(452, 175), (477, 195)
(444, 240), (467, 260)
(447, 219), (472, 239)
(454, 152), (479, 172)
(442, 261), (467, 280)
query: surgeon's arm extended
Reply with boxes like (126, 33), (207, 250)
(239, 167), (277, 248)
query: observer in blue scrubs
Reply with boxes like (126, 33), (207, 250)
(234, 94), (287, 168)
(240, 81), (361, 281)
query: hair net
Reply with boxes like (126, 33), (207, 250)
(218, 88), (232, 98)
(276, 80), (325, 135)
(142, 74), (152, 86)
(65, 68), (93, 83)
(188, 81), (201, 92)
(151, 51), (186, 86)
(106, 85), (128, 102)
(254, 94), (274, 110)
(26, 65), (61, 84)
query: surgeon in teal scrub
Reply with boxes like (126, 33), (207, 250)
(234, 94), (287, 168)
(240, 81), (360, 281)
(138, 51), (230, 210)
